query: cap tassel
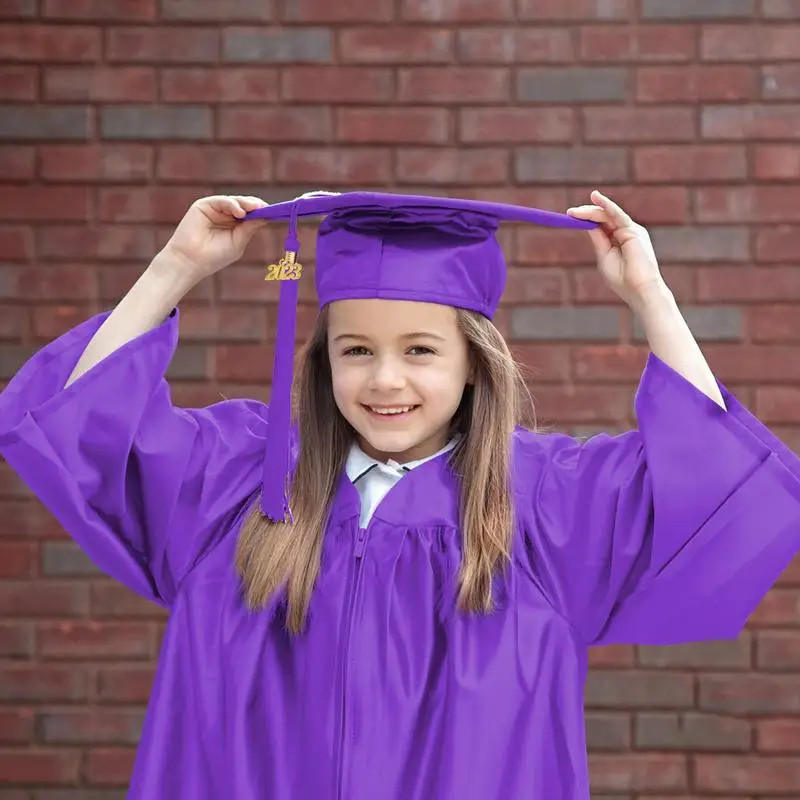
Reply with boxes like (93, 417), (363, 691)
(260, 201), (302, 523)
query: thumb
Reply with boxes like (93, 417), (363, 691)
(232, 217), (268, 250)
(586, 227), (613, 262)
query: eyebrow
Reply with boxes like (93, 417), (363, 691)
(332, 332), (447, 343)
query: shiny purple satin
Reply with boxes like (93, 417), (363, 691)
(1, 310), (800, 799)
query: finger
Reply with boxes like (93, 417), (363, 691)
(586, 227), (613, 261)
(207, 195), (246, 219)
(590, 190), (635, 228)
(566, 205), (612, 225)
(233, 195), (269, 210)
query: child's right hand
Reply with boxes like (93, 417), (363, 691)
(158, 195), (269, 283)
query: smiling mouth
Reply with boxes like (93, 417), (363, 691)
(362, 404), (420, 418)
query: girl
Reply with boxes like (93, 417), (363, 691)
(1, 190), (798, 800)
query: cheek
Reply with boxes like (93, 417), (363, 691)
(330, 362), (360, 403)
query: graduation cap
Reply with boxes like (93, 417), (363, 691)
(240, 191), (597, 523)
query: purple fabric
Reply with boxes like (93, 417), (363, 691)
(1, 310), (800, 798)
(247, 191), (596, 521)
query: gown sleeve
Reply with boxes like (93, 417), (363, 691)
(0, 308), (268, 607)
(521, 352), (800, 647)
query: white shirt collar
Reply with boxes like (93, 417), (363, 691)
(345, 435), (460, 483)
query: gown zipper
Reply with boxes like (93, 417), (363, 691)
(336, 523), (369, 800)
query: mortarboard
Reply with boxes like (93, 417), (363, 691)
(240, 191), (597, 523)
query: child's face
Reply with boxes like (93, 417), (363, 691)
(327, 299), (472, 464)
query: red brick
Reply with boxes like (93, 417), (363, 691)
(96, 186), (208, 223)
(44, 66), (156, 102)
(0, 750), (80, 785)
(282, 0), (392, 21)
(39, 144), (153, 182)
(762, 0), (800, 15)
(695, 755), (800, 793)
(588, 753), (688, 792)
(0, 66), (38, 100)
(583, 107), (696, 142)
(161, 67), (279, 103)
(37, 621), (156, 659)
(214, 343), (275, 383)
(698, 267), (800, 303)
(528, 384), (633, 424)
(0, 146), (35, 181)
(37, 224), (155, 262)
(763, 64), (800, 100)
(459, 107), (574, 143)
(275, 147), (391, 184)
(587, 646), (636, 668)
(702, 104), (800, 139)
(336, 108), (449, 144)
(757, 386), (800, 424)
(0, 226), (33, 261)
(0, 709), (34, 744)
(748, 588), (800, 625)
(696, 186), (800, 223)
(574, 266), (694, 304)
(0, 187), (91, 222)
(0, 305), (30, 340)
(398, 67), (509, 103)
(396, 147), (509, 185)
(0, 665), (88, 702)
(634, 145), (747, 182)
(0, 581), (89, 617)
(580, 24), (696, 62)
(32, 305), (98, 340)
(756, 226), (800, 263)
(758, 718), (800, 750)
(282, 66), (394, 103)
(160, 0), (273, 20)
(42, 0), (156, 19)
(40, 709), (145, 745)
(0, 24), (101, 62)
(701, 23), (800, 60)
(636, 65), (756, 102)
(695, 344), (800, 383)
(518, 0), (631, 19)
(458, 27), (574, 63)
(754, 144), (800, 179)
(106, 26), (218, 63)
(509, 341), (572, 380)
(402, 0), (514, 21)
(0, 622), (33, 657)
(0, 543), (34, 578)
(218, 106), (331, 143)
(750, 305), (800, 343)
(757, 632), (800, 671)
(338, 27), (453, 63)
(84, 748), (136, 786)
(700, 674), (800, 713)
(95, 666), (155, 703)
(90, 583), (167, 619)
(0, 0), (37, 17)
(19, 265), (98, 301)
(157, 144), (272, 183)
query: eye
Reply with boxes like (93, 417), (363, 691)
(343, 346), (370, 357)
(408, 346), (436, 356)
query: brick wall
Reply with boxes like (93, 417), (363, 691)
(1, 0), (799, 797)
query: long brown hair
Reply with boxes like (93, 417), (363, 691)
(235, 305), (537, 634)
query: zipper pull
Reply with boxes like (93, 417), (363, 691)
(354, 527), (367, 558)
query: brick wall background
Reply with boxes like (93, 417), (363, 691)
(1, 0), (799, 797)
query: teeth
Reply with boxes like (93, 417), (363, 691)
(369, 405), (415, 415)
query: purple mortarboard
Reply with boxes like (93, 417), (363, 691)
(240, 191), (597, 523)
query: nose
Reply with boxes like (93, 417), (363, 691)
(368, 354), (407, 392)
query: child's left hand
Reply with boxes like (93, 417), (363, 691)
(567, 190), (668, 309)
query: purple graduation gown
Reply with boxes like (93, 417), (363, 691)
(1, 308), (800, 800)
